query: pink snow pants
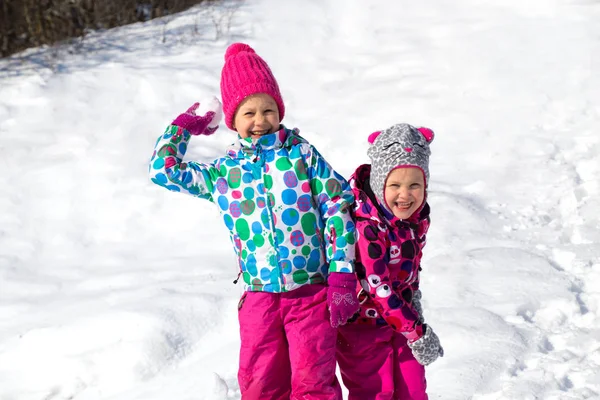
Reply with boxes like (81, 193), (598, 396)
(336, 324), (428, 400)
(237, 284), (342, 400)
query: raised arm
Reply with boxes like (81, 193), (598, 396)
(149, 99), (223, 201)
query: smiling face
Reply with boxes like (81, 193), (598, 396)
(384, 167), (425, 219)
(232, 93), (281, 139)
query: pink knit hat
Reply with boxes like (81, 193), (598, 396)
(220, 43), (285, 130)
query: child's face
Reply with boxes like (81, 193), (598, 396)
(384, 167), (425, 219)
(233, 93), (281, 139)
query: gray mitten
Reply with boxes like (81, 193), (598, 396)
(412, 289), (424, 323)
(407, 324), (443, 366)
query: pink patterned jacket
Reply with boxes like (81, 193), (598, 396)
(349, 164), (430, 342)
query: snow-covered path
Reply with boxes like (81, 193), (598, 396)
(1, 0), (599, 399)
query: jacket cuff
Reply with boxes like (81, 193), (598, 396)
(328, 261), (354, 274)
(403, 323), (425, 343)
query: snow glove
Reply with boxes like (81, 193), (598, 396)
(172, 97), (222, 136)
(327, 272), (360, 328)
(408, 324), (444, 366)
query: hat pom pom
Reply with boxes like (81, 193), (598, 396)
(224, 43), (255, 60)
(367, 131), (382, 144)
(417, 127), (434, 143)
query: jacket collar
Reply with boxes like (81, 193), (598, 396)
(226, 126), (306, 159)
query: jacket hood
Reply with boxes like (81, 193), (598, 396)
(351, 164), (429, 225)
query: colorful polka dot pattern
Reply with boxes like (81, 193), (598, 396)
(150, 125), (356, 293)
(349, 164), (430, 338)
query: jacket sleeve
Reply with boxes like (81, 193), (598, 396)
(356, 218), (423, 341)
(304, 145), (356, 274)
(149, 125), (220, 201)
(410, 212), (431, 291)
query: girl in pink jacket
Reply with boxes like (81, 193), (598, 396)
(336, 123), (443, 400)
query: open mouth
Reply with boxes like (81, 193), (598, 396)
(395, 201), (413, 210)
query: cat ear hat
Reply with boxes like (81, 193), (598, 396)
(367, 123), (434, 208)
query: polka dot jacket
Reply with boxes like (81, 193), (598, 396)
(349, 164), (430, 341)
(149, 125), (356, 293)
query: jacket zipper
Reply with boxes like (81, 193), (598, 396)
(232, 234), (243, 284)
(331, 227), (337, 255)
(263, 164), (284, 288)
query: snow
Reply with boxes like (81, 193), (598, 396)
(1, 0), (599, 399)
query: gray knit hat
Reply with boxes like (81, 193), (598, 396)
(367, 123), (434, 207)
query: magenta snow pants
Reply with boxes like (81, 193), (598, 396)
(336, 324), (428, 400)
(237, 284), (342, 400)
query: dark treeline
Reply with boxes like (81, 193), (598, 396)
(0, 0), (215, 58)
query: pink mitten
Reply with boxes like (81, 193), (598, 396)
(327, 272), (360, 328)
(172, 97), (222, 136)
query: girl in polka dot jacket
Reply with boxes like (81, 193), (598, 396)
(336, 124), (444, 400)
(149, 43), (359, 399)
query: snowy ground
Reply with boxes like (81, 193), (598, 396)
(1, 0), (599, 399)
